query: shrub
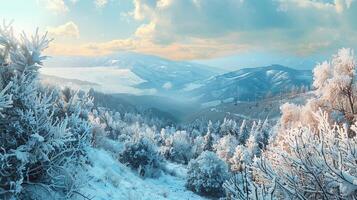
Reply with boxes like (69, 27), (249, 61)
(161, 131), (193, 164)
(214, 134), (239, 163)
(186, 151), (229, 197)
(0, 24), (92, 199)
(120, 135), (164, 178)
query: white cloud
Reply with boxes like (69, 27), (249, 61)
(47, 21), (80, 38)
(41, 0), (69, 14)
(128, 0), (357, 56)
(162, 82), (172, 90)
(46, 0), (357, 60)
(95, 0), (108, 8)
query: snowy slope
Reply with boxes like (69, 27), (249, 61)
(40, 66), (148, 94)
(77, 147), (207, 200)
(42, 52), (220, 95)
(189, 65), (312, 103)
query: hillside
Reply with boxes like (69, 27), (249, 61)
(189, 65), (312, 104)
(42, 52), (222, 95)
(184, 92), (313, 123)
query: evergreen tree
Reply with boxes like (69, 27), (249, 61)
(238, 119), (250, 144)
(0, 23), (92, 199)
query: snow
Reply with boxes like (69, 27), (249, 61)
(201, 100), (221, 108)
(182, 83), (203, 92)
(40, 67), (148, 94)
(78, 147), (207, 200)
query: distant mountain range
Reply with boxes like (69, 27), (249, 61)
(41, 53), (313, 112)
(43, 52), (221, 94)
(187, 65), (312, 105)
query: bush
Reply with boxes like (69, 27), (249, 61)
(161, 131), (193, 164)
(214, 134), (239, 163)
(120, 135), (164, 178)
(186, 151), (229, 197)
(0, 24), (92, 199)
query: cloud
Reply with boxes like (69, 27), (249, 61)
(128, 0), (357, 56)
(47, 0), (357, 60)
(41, 0), (69, 14)
(47, 21), (80, 38)
(46, 35), (246, 60)
(95, 0), (108, 8)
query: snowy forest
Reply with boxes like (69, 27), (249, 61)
(1, 22), (357, 200)
(2, 0), (357, 199)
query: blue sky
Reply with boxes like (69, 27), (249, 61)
(1, 0), (357, 69)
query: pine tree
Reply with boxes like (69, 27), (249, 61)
(238, 119), (250, 144)
(0, 23), (92, 199)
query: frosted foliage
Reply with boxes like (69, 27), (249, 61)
(0, 83), (12, 115)
(223, 169), (275, 200)
(313, 61), (331, 90)
(254, 111), (357, 199)
(0, 23), (92, 199)
(161, 131), (193, 164)
(229, 145), (252, 172)
(220, 118), (239, 136)
(281, 48), (357, 131)
(214, 134), (239, 163)
(186, 151), (229, 197)
(120, 135), (164, 178)
(238, 119), (250, 144)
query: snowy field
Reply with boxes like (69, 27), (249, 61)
(77, 147), (207, 200)
(40, 67), (148, 94)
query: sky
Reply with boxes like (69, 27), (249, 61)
(1, 0), (357, 69)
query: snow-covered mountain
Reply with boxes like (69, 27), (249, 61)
(42, 52), (221, 94)
(188, 65), (312, 104)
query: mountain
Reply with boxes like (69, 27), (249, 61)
(183, 92), (313, 123)
(188, 65), (312, 104)
(42, 52), (222, 95)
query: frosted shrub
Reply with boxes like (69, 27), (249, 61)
(229, 145), (252, 172)
(252, 111), (357, 199)
(280, 48), (357, 131)
(161, 131), (193, 164)
(220, 118), (239, 136)
(214, 134), (239, 163)
(120, 135), (164, 178)
(223, 168), (274, 200)
(0, 23), (92, 199)
(224, 49), (357, 199)
(186, 151), (229, 197)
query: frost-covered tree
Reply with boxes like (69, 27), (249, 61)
(231, 49), (357, 199)
(119, 134), (164, 178)
(0, 23), (92, 199)
(220, 118), (239, 136)
(229, 145), (253, 173)
(252, 111), (357, 199)
(238, 119), (250, 144)
(281, 48), (357, 132)
(223, 167), (275, 200)
(253, 119), (271, 152)
(161, 130), (193, 164)
(186, 151), (229, 197)
(214, 134), (239, 163)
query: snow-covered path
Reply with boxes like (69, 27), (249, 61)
(77, 148), (207, 200)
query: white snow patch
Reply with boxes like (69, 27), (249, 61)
(182, 83), (203, 91)
(40, 67), (147, 94)
(202, 100), (221, 108)
(77, 147), (207, 200)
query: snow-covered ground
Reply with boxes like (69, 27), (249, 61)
(77, 147), (207, 200)
(40, 67), (150, 94)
